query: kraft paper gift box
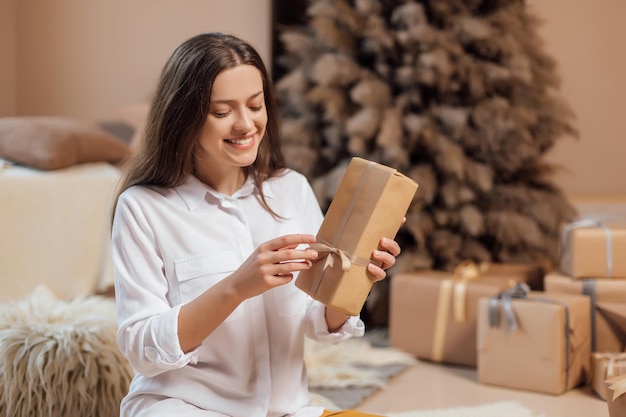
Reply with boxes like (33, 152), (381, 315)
(477, 284), (591, 395)
(605, 374), (626, 417)
(591, 353), (626, 401)
(544, 272), (626, 352)
(560, 216), (626, 279)
(598, 302), (626, 346)
(389, 262), (542, 367)
(296, 157), (418, 316)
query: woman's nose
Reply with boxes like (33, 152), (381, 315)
(233, 109), (254, 131)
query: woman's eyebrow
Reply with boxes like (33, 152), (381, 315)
(211, 91), (264, 104)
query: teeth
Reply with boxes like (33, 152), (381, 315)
(226, 137), (252, 145)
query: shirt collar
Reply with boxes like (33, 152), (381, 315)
(175, 174), (274, 212)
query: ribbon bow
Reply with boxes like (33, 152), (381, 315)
(308, 240), (351, 272)
(609, 376), (626, 401)
(488, 283), (573, 393)
(488, 282), (531, 331)
(450, 260), (489, 323)
(430, 260), (488, 362)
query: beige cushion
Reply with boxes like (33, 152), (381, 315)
(0, 116), (130, 170)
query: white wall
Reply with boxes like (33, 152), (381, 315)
(2, 0), (625, 197)
(14, 0), (272, 122)
(529, 0), (626, 197)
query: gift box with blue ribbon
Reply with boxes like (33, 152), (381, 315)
(560, 215), (626, 279)
(545, 271), (626, 353)
(389, 262), (544, 367)
(477, 283), (591, 395)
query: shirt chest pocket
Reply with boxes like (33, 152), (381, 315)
(174, 251), (244, 322)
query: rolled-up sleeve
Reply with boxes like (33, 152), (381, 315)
(303, 299), (365, 343)
(112, 193), (197, 377)
(120, 305), (199, 377)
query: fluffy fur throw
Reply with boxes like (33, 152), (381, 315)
(0, 285), (133, 417)
(305, 332), (417, 389)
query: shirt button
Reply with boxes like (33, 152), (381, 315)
(145, 347), (157, 361)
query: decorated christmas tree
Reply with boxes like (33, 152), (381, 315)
(274, 0), (578, 321)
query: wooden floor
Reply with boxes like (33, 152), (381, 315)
(355, 360), (609, 417)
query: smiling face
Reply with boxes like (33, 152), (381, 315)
(194, 64), (268, 191)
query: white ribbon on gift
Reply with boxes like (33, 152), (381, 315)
(595, 352), (626, 379)
(560, 215), (615, 277)
(307, 240), (352, 272)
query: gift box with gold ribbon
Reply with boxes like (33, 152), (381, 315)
(388, 262), (543, 367)
(477, 283), (591, 395)
(592, 352), (626, 401)
(296, 157), (418, 316)
(560, 216), (626, 279)
(545, 271), (626, 353)
(606, 374), (626, 417)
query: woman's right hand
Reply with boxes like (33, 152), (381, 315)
(230, 234), (319, 301)
(178, 234), (318, 352)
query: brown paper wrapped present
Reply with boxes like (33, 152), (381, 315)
(389, 262), (541, 367)
(296, 157), (418, 316)
(477, 262), (545, 291)
(477, 284), (591, 395)
(560, 216), (626, 279)
(545, 272), (626, 352)
(598, 303), (626, 346)
(605, 374), (626, 417)
(591, 353), (626, 400)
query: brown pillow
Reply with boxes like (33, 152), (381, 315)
(0, 116), (131, 170)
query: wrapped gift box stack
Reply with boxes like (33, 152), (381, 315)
(389, 262), (545, 367)
(547, 216), (626, 353)
(311, 160), (626, 408)
(476, 283), (591, 395)
(389, 213), (626, 402)
(544, 273), (626, 354)
(545, 215), (626, 411)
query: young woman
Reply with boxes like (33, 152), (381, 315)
(111, 32), (400, 417)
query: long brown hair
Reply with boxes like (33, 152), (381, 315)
(113, 32), (285, 217)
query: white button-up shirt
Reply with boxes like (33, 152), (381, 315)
(111, 169), (364, 417)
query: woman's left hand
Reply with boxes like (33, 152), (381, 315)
(368, 237), (401, 281)
(367, 217), (405, 282)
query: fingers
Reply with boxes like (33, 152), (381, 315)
(261, 254), (316, 282)
(368, 236), (402, 281)
(371, 248), (396, 270)
(258, 235), (403, 284)
(379, 237), (401, 257)
(367, 263), (387, 281)
(270, 248), (319, 265)
(257, 234), (319, 278)
(368, 246), (395, 282)
(263, 234), (316, 251)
